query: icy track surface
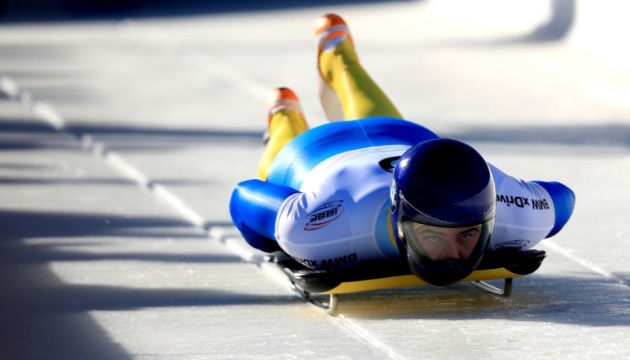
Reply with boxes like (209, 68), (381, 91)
(0, 1), (629, 359)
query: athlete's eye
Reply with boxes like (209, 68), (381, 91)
(423, 235), (442, 243)
(459, 234), (472, 241)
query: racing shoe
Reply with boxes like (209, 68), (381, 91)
(315, 13), (354, 121)
(262, 87), (307, 145)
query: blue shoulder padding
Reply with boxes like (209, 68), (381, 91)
(267, 116), (438, 189)
(533, 180), (576, 238)
(229, 179), (299, 252)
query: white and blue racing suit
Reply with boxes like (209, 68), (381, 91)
(229, 117), (575, 270)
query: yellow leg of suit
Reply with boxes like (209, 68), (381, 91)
(319, 38), (402, 120)
(258, 37), (401, 179)
(257, 109), (309, 180)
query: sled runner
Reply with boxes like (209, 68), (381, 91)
(265, 249), (547, 315)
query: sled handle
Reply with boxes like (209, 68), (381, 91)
(470, 278), (513, 297)
(289, 281), (339, 315)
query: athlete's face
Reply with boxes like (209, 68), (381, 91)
(406, 223), (481, 261)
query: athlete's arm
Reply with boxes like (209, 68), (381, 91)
(229, 179), (299, 252)
(489, 164), (575, 250)
(531, 180), (575, 237)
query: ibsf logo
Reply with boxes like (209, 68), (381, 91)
(304, 200), (344, 231)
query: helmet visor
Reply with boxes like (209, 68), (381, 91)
(401, 220), (493, 263)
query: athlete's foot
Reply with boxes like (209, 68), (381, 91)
(314, 13), (356, 121)
(315, 13), (354, 62)
(263, 87), (306, 144)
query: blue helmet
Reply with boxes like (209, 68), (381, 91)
(390, 138), (495, 286)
